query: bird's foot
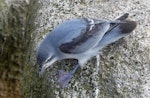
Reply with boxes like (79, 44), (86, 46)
(56, 70), (73, 88)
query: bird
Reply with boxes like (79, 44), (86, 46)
(36, 13), (137, 88)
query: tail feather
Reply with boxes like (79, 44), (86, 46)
(116, 13), (129, 20)
(96, 14), (137, 49)
(106, 13), (129, 34)
(119, 20), (137, 34)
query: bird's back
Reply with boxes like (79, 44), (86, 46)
(48, 18), (87, 44)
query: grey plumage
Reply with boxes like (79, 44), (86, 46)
(36, 13), (137, 88)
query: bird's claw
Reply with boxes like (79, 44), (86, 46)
(56, 70), (73, 88)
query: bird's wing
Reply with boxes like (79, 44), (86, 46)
(58, 18), (110, 54)
(96, 19), (137, 49)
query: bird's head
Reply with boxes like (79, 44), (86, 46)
(36, 40), (57, 77)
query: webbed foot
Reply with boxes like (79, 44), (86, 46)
(57, 70), (73, 88)
(56, 64), (80, 88)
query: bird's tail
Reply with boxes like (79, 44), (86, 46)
(96, 13), (137, 49)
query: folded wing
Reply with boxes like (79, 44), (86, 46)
(59, 18), (110, 54)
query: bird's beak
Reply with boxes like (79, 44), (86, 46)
(39, 57), (57, 77)
(39, 67), (46, 77)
